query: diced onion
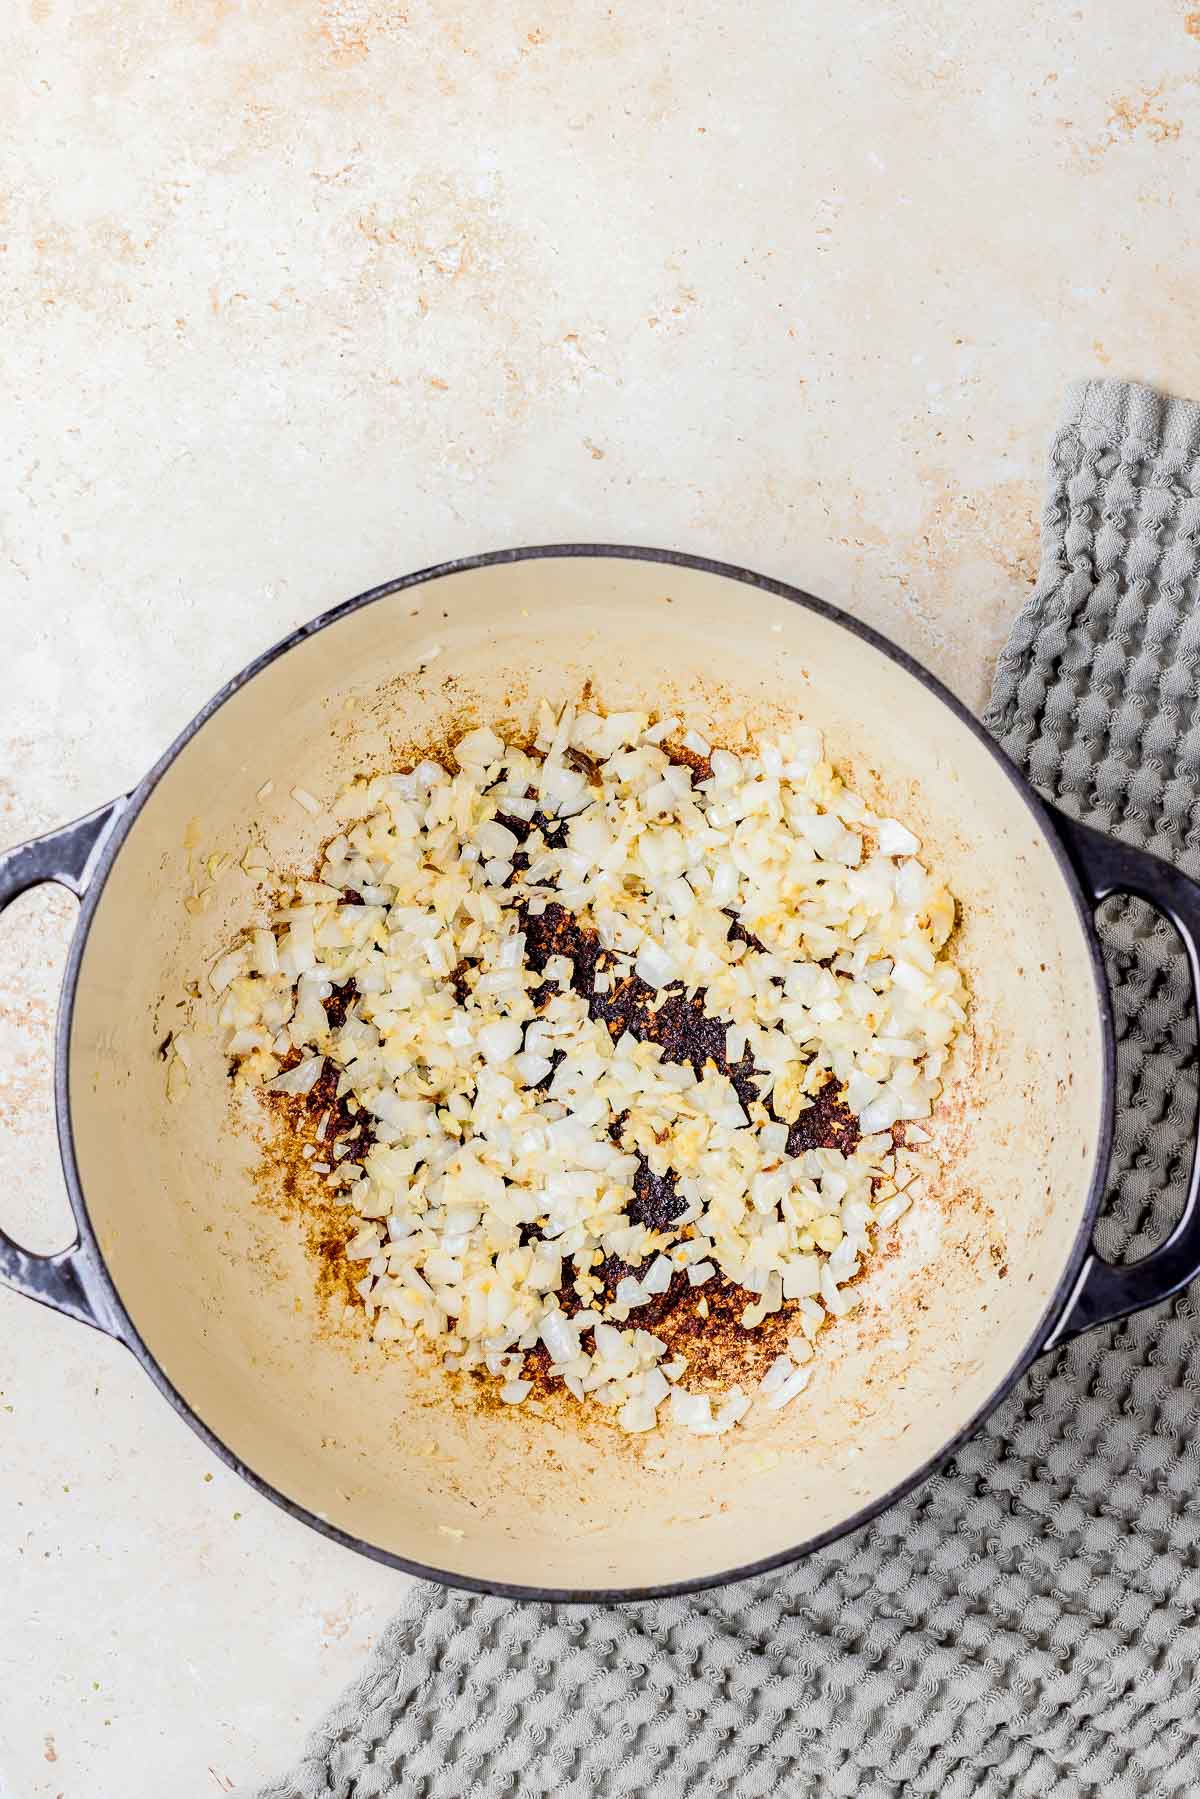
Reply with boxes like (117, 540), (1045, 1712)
(213, 703), (965, 1438)
(766, 1363), (814, 1411)
(478, 1019), (523, 1064)
(877, 819), (920, 856)
(268, 1054), (324, 1095)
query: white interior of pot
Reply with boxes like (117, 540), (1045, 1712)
(66, 555), (1106, 1592)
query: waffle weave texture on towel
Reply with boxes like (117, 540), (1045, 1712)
(256, 380), (1200, 1799)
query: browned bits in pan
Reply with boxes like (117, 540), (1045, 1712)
(320, 978), (358, 1035)
(258, 980), (375, 1317)
(519, 900), (762, 1108)
(661, 739), (714, 785)
(562, 745), (603, 783)
(783, 1077), (859, 1160)
(515, 894), (860, 1395)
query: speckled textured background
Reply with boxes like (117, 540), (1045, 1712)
(3, 4), (1200, 1794)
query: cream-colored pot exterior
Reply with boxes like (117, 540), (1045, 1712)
(9, 548), (1164, 1598)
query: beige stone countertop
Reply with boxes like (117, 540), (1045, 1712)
(3, 1), (1200, 1792)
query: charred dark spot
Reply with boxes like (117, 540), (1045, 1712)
(322, 978), (358, 1033)
(537, 815), (567, 851)
(494, 811), (532, 847)
(449, 960), (473, 1006)
(579, 1258), (806, 1391)
(513, 893), (861, 1394)
(563, 745), (602, 783)
(629, 1160), (686, 1231)
(495, 807), (567, 856)
(663, 739), (714, 784)
(784, 1079), (859, 1158)
(519, 900), (764, 1112)
(268, 1005), (373, 1174)
(725, 911), (767, 956)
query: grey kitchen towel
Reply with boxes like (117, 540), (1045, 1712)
(256, 380), (1200, 1799)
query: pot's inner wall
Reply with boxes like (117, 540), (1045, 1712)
(68, 556), (1106, 1591)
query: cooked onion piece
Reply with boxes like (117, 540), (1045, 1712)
(214, 705), (966, 1434)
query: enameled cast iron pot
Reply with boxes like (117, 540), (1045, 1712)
(5, 547), (1200, 1602)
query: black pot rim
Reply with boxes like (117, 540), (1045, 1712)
(54, 543), (1115, 1603)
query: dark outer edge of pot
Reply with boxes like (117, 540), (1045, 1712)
(52, 543), (1117, 1603)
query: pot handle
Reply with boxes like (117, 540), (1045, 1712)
(1042, 807), (1200, 1346)
(0, 797), (128, 1337)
